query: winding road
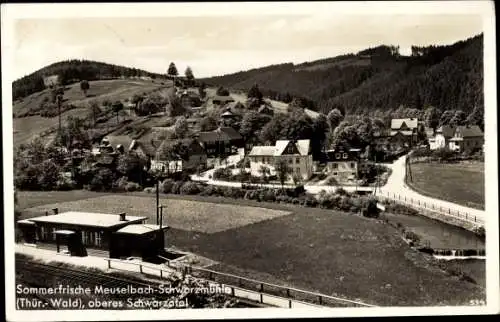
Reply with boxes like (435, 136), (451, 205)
(191, 154), (485, 226)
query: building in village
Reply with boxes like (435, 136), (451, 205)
(197, 127), (244, 158)
(324, 146), (362, 183)
(257, 104), (274, 116)
(212, 95), (235, 106)
(448, 125), (484, 153)
(390, 118), (419, 148)
(179, 90), (202, 111)
(150, 138), (207, 174)
(17, 210), (168, 261)
(429, 125), (454, 150)
(248, 139), (313, 181)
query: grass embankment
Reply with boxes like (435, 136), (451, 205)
(406, 162), (485, 210)
(17, 190), (486, 306)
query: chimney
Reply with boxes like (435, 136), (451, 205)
(119, 213), (126, 221)
(52, 208), (58, 215)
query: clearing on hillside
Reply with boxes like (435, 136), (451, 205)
(13, 79), (171, 147)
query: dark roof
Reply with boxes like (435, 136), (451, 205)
(436, 125), (455, 138)
(198, 127), (242, 143)
(456, 125), (483, 138)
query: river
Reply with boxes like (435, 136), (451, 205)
(382, 212), (485, 250)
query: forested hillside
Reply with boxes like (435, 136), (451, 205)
(202, 34), (483, 118)
(13, 59), (165, 100)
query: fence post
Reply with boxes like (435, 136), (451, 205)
(107, 259), (111, 269)
(260, 293), (263, 303)
(466, 213), (468, 220)
(318, 296), (323, 305)
(260, 283), (264, 292)
(474, 216), (476, 222)
(289, 300), (292, 308)
(398, 195), (401, 200)
(286, 289), (290, 298)
(231, 287), (235, 297)
(140, 265), (143, 274)
(160, 270), (163, 279)
(448, 208), (451, 214)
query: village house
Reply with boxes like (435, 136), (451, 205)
(429, 125), (454, 150)
(325, 146), (362, 183)
(197, 127), (244, 158)
(179, 90), (202, 111)
(257, 104), (274, 116)
(150, 138), (207, 174)
(390, 118), (419, 148)
(248, 139), (313, 181)
(448, 125), (484, 153)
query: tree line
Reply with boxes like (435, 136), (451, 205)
(13, 59), (165, 100)
(201, 34), (484, 129)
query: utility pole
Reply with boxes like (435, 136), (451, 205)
(156, 178), (160, 225)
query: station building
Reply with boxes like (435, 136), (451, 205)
(17, 209), (169, 261)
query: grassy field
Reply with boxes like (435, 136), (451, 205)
(13, 79), (169, 147)
(407, 162), (485, 210)
(16, 190), (485, 306)
(21, 194), (291, 234)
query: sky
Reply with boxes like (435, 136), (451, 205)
(10, 11), (484, 80)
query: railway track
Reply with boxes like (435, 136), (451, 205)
(15, 257), (268, 309)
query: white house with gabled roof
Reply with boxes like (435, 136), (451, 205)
(248, 139), (313, 180)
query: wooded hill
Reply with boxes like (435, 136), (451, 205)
(201, 34), (483, 117)
(13, 59), (165, 101)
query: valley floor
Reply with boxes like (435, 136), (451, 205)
(15, 190), (485, 306)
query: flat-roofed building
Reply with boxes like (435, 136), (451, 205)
(17, 210), (168, 261)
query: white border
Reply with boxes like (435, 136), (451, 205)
(2, 2), (498, 321)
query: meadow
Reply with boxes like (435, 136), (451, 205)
(407, 162), (485, 210)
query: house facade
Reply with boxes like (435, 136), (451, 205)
(325, 147), (361, 183)
(430, 125), (455, 150)
(151, 139), (207, 174)
(390, 118), (418, 148)
(248, 139), (313, 181)
(198, 127), (243, 158)
(448, 125), (484, 153)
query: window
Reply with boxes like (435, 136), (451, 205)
(333, 172), (338, 176)
(335, 153), (340, 159)
(296, 167), (301, 174)
(343, 153), (348, 159)
(350, 162), (355, 169)
(40, 227), (48, 240)
(332, 163), (338, 169)
(51, 228), (57, 241)
(82, 231), (88, 244)
(95, 232), (102, 247)
(296, 157), (300, 164)
(289, 158), (293, 164)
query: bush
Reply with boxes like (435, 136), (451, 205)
(160, 179), (175, 194)
(115, 176), (129, 191)
(335, 187), (348, 196)
(180, 182), (201, 195)
(143, 187), (155, 193)
(317, 173), (327, 180)
(362, 197), (380, 218)
(213, 168), (232, 180)
(125, 182), (141, 192)
(171, 181), (184, 194)
(386, 203), (419, 216)
(302, 194), (318, 207)
(404, 230), (421, 244)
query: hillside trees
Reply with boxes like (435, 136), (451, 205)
(185, 66), (194, 86)
(424, 105), (440, 130)
(174, 116), (189, 138)
(439, 110), (455, 126)
(327, 108), (344, 132)
(111, 101), (124, 124)
(216, 86), (230, 96)
(80, 80), (90, 96)
(199, 115), (218, 131)
(247, 84), (264, 108)
(168, 62), (178, 77)
(240, 111), (271, 141)
(448, 110), (467, 127)
(466, 105), (484, 130)
(311, 114), (329, 159)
